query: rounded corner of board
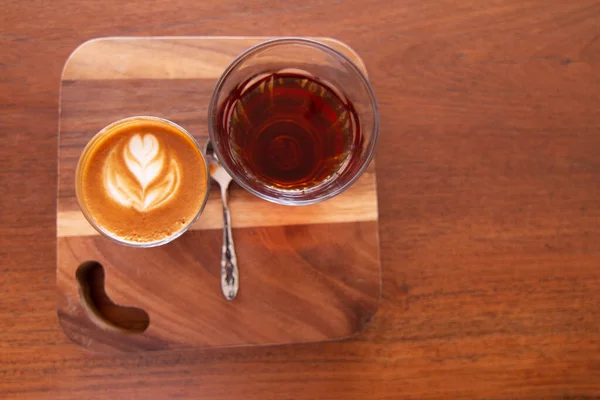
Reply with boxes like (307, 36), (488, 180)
(317, 37), (369, 78)
(61, 37), (115, 81)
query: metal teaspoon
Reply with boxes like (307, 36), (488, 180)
(204, 140), (239, 300)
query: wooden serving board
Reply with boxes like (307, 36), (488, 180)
(57, 37), (381, 353)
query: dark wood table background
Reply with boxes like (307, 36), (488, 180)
(2, 0), (599, 398)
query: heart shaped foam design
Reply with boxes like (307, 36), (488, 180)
(125, 134), (161, 189)
(104, 133), (180, 212)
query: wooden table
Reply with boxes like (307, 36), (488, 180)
(1, 0), (599, 398)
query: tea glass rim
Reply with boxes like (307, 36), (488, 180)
(207, 37), (380, 206)
(75, 115), (210, 248)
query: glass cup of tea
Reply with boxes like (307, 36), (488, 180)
(208, 38), (379, 205)
(75, 116), (210, 247)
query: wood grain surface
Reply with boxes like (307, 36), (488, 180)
(56, 37), (380, 352)
(2, 0), (600, 398)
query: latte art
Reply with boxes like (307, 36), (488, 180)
(77, 116), (208, 246)
(104, 134), (181, 212)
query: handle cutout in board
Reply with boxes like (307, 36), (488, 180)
(76, 261), (150, 333)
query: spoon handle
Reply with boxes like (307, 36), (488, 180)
(219, 184), (239, 300)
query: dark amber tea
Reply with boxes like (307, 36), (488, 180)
(218, 72), (361, 189)
(209, 39), (378, 205)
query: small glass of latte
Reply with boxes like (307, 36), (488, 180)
(75, 116), (210, 247)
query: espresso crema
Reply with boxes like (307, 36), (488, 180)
(76, 117), (208, 245)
